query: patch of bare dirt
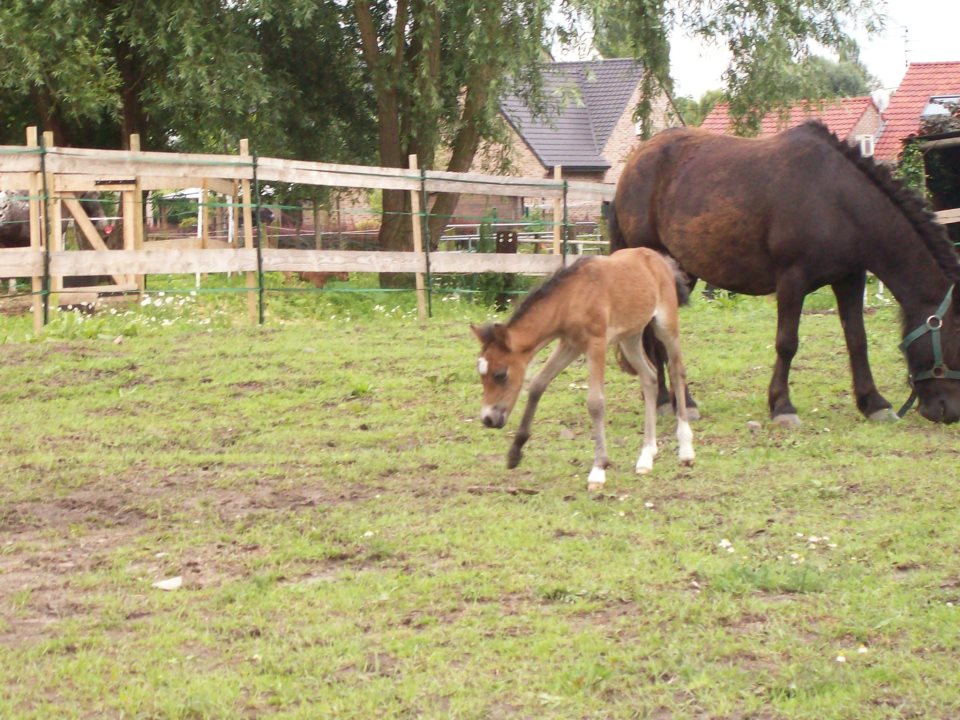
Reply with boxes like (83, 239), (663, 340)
(0, 468), (388, 650)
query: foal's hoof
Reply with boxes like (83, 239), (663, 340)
(657, 403), (674, 417)
(685, 407), (701, 421)
(772, 413), (801, 428)
(587, 466), (606, 492)
(868, 408), (899, 423)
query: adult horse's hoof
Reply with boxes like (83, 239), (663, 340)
(657, 403), (673, 416)
(868, 408), (899, 422)
(772, 413), (801, 428)
(686, 407), (701, 421)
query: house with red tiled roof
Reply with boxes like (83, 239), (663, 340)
(873, 61), (960, 163)
(700, 96), (881, 152)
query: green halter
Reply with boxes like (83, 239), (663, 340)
(897, 284), (960, 417)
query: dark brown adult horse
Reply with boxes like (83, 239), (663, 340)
(609, 121), (960, 425)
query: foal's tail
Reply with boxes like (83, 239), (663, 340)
(661, 253), (691, 307)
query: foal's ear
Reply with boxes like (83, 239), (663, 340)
(471, 323), (494, 345)
(470, 322), (510, 350)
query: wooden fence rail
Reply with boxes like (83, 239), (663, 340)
(4, 129), (959, 332)
(1, 131), (615, 329)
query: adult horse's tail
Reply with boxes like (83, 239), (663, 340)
(604, 200), (628, 253)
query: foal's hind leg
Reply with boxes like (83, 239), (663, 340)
(643, 326), (699, 420)
(832, 273), (895, 421)
(619, 337), (660, 474)
(651, 321), (695, 467)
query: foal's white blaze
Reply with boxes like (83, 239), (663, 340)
(677, 419), (695, 464)
(636, 442), (658, 474)
(477, 357), (489, 376)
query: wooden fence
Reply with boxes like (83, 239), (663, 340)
(0, 129), (615, 329)
(4, 128), (960, 331)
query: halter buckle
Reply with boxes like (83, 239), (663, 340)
(932, 364), (947, 379)
(927, 315), (943, 330)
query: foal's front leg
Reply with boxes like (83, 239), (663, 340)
(585, 339), (610, 491)
(507, 340), (579, 469)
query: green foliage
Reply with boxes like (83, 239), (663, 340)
(896, 141), (927, 197)
(587, 0), (882, 133)
(0, 0), (371, 161)
(672, 89), (726, 127)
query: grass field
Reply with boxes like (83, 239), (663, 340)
(1, 276), (959, 719)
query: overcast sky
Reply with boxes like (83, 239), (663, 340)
(669, 0), (960, 98)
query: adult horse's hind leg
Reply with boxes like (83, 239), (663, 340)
(642, 326), (700, 420)
(831, 273), (896, 421)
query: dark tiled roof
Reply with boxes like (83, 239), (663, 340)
(701, 97), (876, 139)
(501, 59), (644, 172)
(873, 61), (960, 161)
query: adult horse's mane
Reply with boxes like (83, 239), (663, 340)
(801, 121), (960, 283)
(508, 256), (595, 327)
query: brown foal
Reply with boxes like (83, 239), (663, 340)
(472, 247), (694, 491)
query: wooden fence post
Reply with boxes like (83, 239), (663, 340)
(408, 154), (427, 321)
(239, 139), (257, 324)
(552, 165), (563, 255)
(42, 131), (62, 307)
(129, 134), (145, 294)
(26, 127), (43, 331)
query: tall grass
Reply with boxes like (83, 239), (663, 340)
(1, 274), (958, 719)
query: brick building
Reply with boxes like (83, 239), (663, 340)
(456, 58), (674, 225)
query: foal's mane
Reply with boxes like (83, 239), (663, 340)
(508, 256), (595, 327)
(801, 121), (960, 283)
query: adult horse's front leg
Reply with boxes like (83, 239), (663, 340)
(769, 274), (806, 427)
(831, 273), (896, 421)
(507, 341), (579, 469)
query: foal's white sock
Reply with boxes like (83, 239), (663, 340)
(677, 419), (695, 464)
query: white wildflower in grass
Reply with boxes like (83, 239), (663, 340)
(857, 646), (869, 654)
(718, 538), (734, 553)
(836, 653), (846, 663)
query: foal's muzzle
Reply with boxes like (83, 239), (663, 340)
(481, 406), (507, 429)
